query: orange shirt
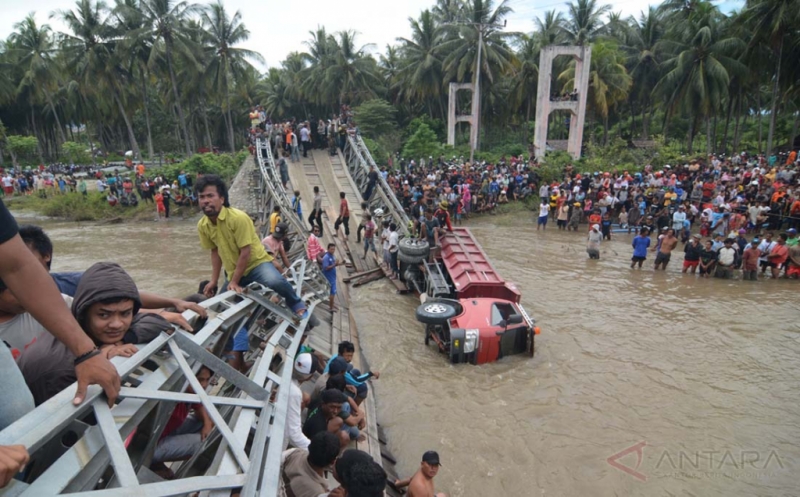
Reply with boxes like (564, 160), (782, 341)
(588, 213), (602, 230)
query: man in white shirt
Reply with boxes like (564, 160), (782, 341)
(283, 353), (314, 451)
(716, 238), (737, 279)
(299, 124), (310, 158)
(757, 233), (776, 275)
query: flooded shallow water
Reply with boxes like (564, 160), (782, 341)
(19, 213), (800, 496)
(352, 217), (800, 497)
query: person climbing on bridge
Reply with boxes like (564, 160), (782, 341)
(309, 186), (324, 236)
(195, 175), (307, 320)
(364, 165), (379, 201)
(394, 451), (447, 497)
(334, 191), (351, 239)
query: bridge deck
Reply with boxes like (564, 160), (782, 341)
(285, 149), (395, 480)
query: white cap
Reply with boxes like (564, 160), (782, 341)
(294, 353), (313, 375)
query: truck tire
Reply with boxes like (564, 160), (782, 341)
(398, 251), (425, 265)
(415, 302), (457, 325)
(398, 238), (430, 257)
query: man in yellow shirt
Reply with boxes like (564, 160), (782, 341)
(196, 175), (306, 318)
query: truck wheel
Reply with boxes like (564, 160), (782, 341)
(398, 238), (430, 257)
(398, 251), (425, 265)
(415, 302), (456, 325)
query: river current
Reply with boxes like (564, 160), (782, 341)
(20, 214), (800, 496)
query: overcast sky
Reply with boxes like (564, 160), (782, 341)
(0, 0), (743, 70)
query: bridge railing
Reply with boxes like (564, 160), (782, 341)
(0, 260), (322, 497)
(343, 134), (411, 236)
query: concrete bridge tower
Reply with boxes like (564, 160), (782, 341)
(533, 45), (592, 160)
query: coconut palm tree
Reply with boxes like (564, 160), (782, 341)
(138, 0), (199, 156)
(114, 0), (155, 158)
(324, 31), (382, 107)
(562, 0), (611, 46)
(201, 1), (263, 152)
(396, 10), (444, 117)
(439, 0), (516, 87)
(510, 34), (538, 121)
(55, 0), (142, 159)
(622, 7), (664, 138)
(533, 10), (565, 48)
(654, 4), (746, 152)
(8, 15), (67, 145)
(739, 0), (800, 153)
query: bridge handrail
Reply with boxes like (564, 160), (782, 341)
(0, 259), (320, 497)
(343, 135), (411, 234)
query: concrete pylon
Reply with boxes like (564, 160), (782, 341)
(533, 45), (592, 160)
(447, 83), (478, 150)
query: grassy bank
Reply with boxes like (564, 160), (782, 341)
(5, 193), (198, 222)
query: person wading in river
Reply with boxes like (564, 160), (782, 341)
(195, 175), (307, 320)
(653, 228), (679, 271)
(395, 450), (447, 497)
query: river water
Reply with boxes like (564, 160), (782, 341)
(18, 214), (799, 496)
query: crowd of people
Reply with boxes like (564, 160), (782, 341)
(1, 161), (200, 218)
(247, 104), (359, 164)
(351, 144), (800, 282)
(0, 170), (449, 496)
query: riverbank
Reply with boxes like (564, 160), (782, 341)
(4, 193), (199, 222)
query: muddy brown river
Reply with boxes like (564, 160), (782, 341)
(18, 213), (800, 496)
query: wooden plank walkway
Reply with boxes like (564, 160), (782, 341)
(284, 149), (399, 495)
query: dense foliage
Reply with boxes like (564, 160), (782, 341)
(0, 0), (798, 167)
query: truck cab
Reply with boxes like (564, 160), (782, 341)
(409, 228), (540, 365)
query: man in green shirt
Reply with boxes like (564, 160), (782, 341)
(196, 175), (306, 318)
(786, 228), (798, 247)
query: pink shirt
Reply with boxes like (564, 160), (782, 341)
(307, 234), (324, 261)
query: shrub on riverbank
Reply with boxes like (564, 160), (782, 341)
(159, 151), (249, 183)
(6, 193), (194, 222)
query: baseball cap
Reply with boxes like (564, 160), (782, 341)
(751, 238), (760, 244)
(788, 228), (798, 235)
(329, 356), (349, 375)
(294, 353), (313, 375)
(422, 451), (441, 466)
(592, 224), (600, 231)
(273, 222), (289, 239)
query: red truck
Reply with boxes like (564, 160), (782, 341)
(398, 228), (540, 365)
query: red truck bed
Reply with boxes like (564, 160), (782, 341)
(438, 228), (522, 303)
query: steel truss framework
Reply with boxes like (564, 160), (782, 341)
(342, 135), (411, 235)
(0, 154), (332, 497)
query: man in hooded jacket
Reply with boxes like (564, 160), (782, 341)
(17, 262), (171, 406)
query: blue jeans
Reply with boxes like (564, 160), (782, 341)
(226, 262), (305, 313)
(0, 342), (35, 431)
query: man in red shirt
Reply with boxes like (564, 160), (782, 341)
(741, 238), (761, 281)
(767, 233), (789, 279)
(334, 191), (350, 238)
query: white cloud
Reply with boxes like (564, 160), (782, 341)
(0, 0), (744, 70)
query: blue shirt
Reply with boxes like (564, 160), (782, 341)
(51, 272), (83, 296)
(632, 236), (651, 258)
(178, 174), (187, 186)
(322, 252), (336, 282)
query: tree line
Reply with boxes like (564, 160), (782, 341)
(1, 0), (798, 166)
